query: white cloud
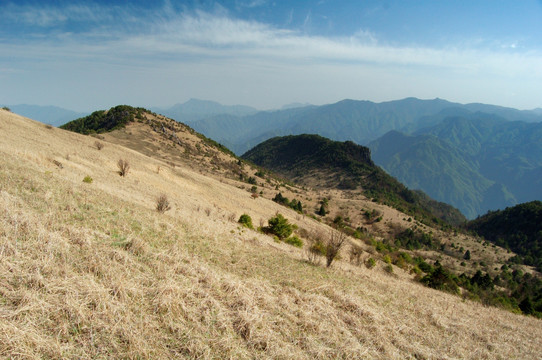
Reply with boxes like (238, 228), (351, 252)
(2, 3), (542, 110)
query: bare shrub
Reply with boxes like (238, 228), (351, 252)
(205, 208), (211, 216)
(117, 159), (130, 177)
(228, 213), (236, 222)
(305, 231), (326, 266)
(51, 159), (63, 169)
(349, 244), (363, 266)
(156, 194), (171, 213)
(326, 229), (347, 267)
(95, 141), (104, 150)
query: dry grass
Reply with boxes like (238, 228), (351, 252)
(1, 111), (541, 359)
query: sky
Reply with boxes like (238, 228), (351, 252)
(1, 0), (542, 112)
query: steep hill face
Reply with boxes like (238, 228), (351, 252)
(242, 134), (466, 226)
(468, 201), (542, 272)
(60, 105), (244, 180)
(370, 114), (542, 218)
(2, 108), (542, 358)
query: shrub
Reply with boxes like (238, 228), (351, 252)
(325, 229), (347, 267)
(285, 235), (303, 248)
(349, 244), (363, 265)
(117, 159), (130, 177)
(2, 106), (11, 112)
(156, 194), (171, 213)
(384, 264), (394, 273)
(305, 233), (326, 265)
(421, 264), (460, 294)
(267, 213), (293, 239)
(366, 257), (376, 269)
(317, 204), (327, 216)
(238, 214), (254, 229)
(82, 175), (93, 184)
(95, 141), (104, 150)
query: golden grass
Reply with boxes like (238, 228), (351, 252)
(1, 109), (541, 359)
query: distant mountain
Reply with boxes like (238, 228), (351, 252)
(369, 113), (542, 218)
(3, 104), (87, 127)
(242, 134), (466, 226)
(152, 98), (258, 123)
(468, 201), (542, 272)
(192, 97), (461, 155)
(190, 97), (542, 156)
(281, 102), (313, 110)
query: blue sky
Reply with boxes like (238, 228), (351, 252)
(1, 0), (542, 111)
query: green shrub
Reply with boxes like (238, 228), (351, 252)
(366, 257), (376, 269)
(309, 240), (327, 256)
(317, 204), (327, 216)
(82, 175), (93, 184)
(267, 213), (293, 239)
(384, 264), (394, 273)
(285, 236), (303, 248)
(383, 254), (392, 264)
(238, 214), (254, 229)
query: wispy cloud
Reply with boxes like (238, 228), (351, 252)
(2, 2), (542, 109)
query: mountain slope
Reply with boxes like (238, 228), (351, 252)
(2, 108), (542, 358)
(242, 134), (466, 226)
(468, 201), (542, 272)
(370, 114), (542, 218)
(369, 130), (516, 219)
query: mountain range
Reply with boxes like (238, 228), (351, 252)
(1, 104), (87, 127)
(151, 98), (258, 123)
(7, 97), (542, 219)
(165, 98), (542, 219)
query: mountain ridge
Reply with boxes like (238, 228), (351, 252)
(242, 134), (466, 226)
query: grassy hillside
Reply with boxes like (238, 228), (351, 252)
(1, 108), (542, 359)
(242, 134), (466, 227)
